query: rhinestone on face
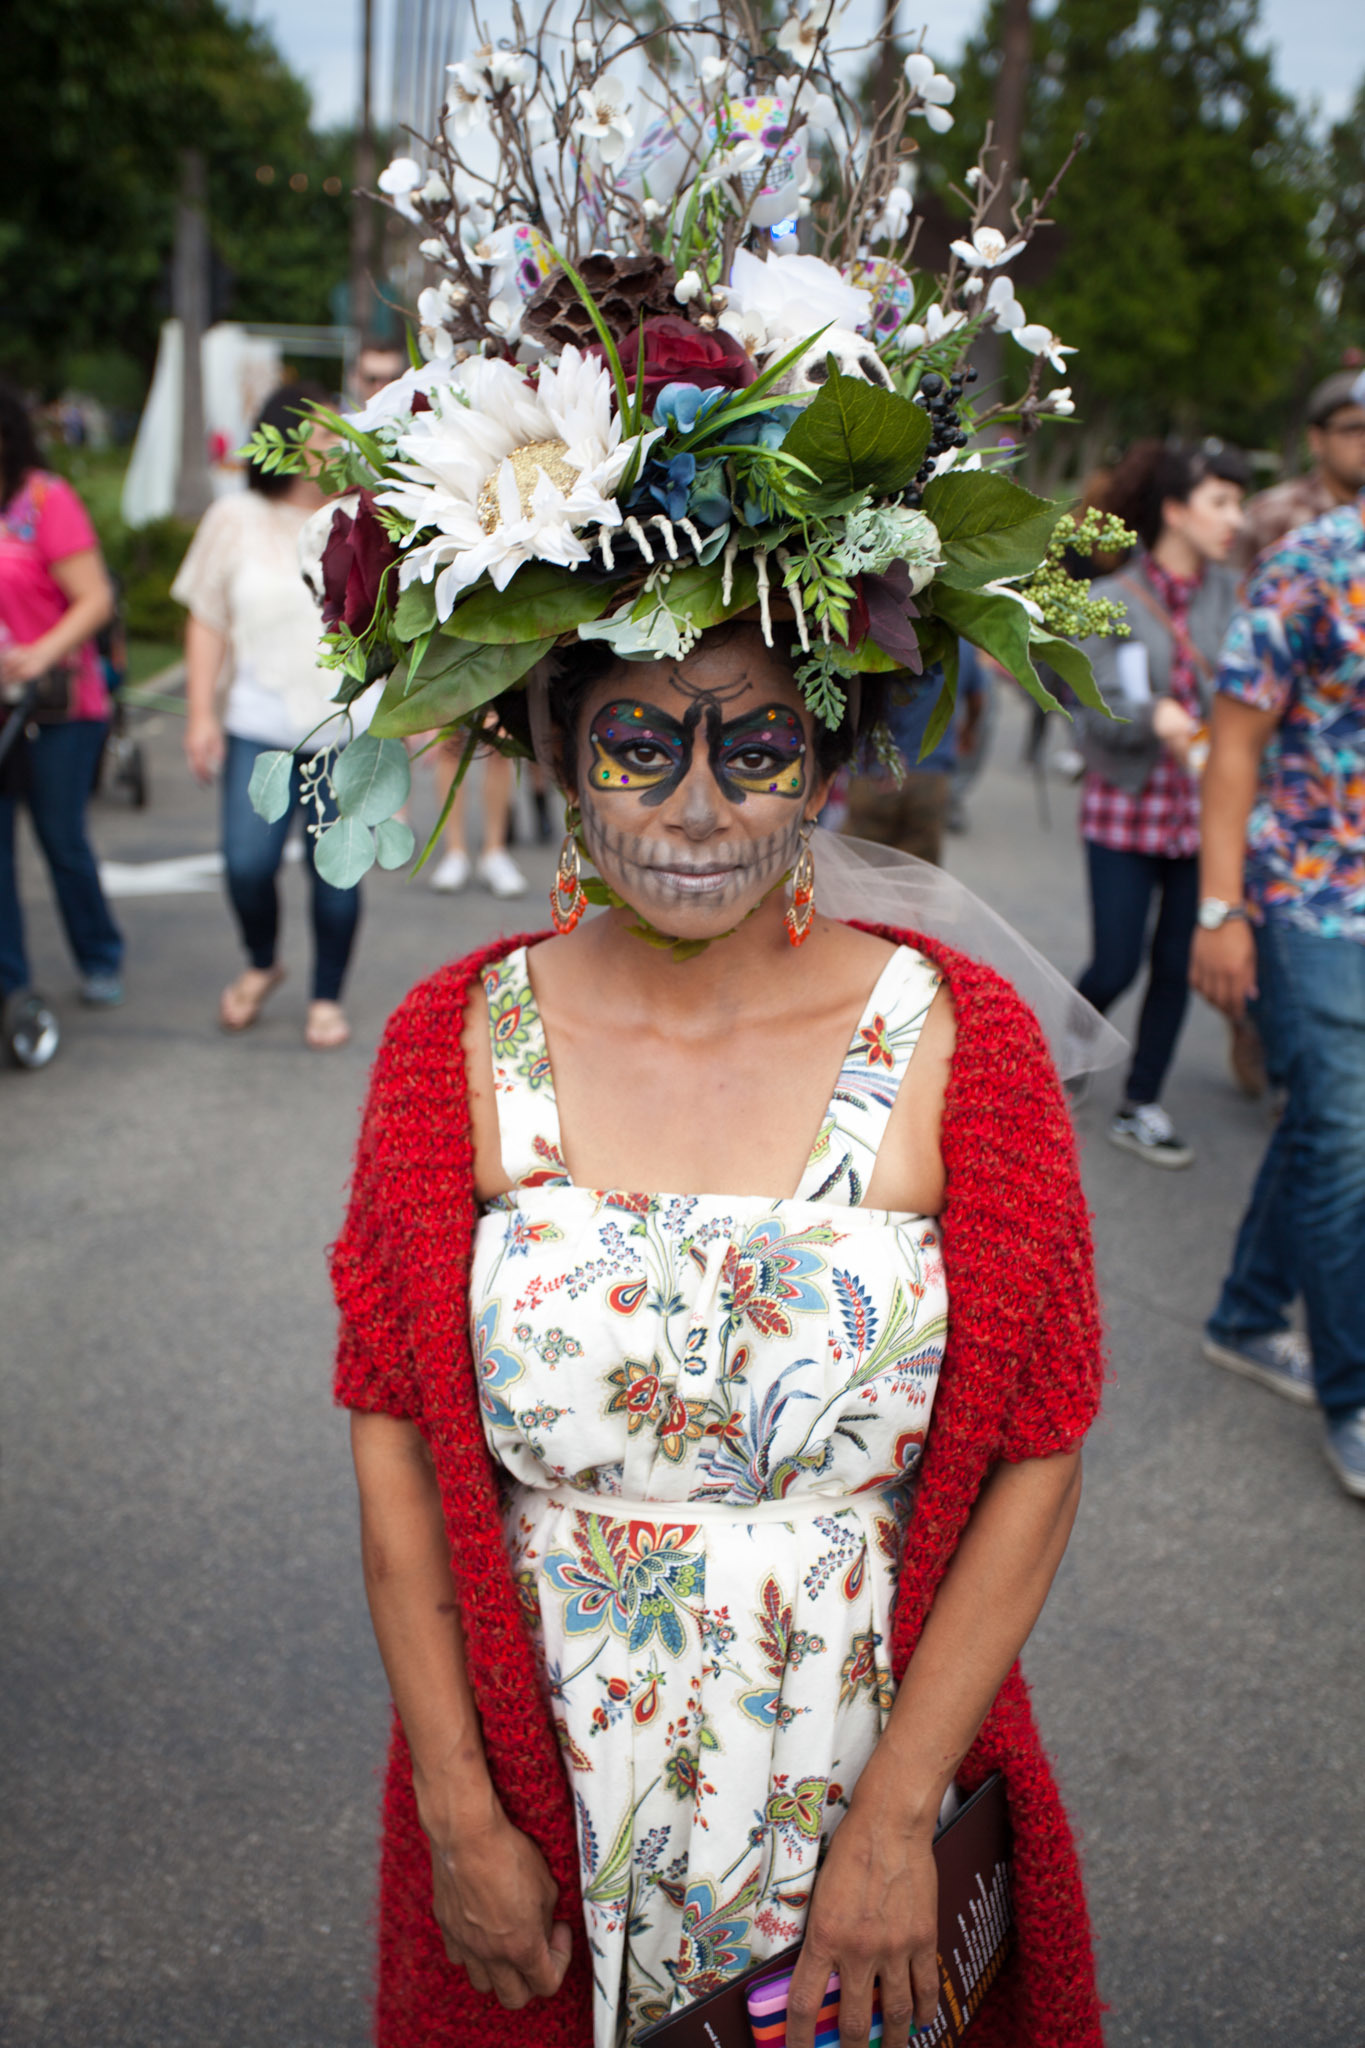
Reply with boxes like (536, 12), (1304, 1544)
(476, 439), (580, 533)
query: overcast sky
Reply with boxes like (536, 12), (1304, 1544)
(242, 0), (1364, 131)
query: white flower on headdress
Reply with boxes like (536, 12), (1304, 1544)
(1044, 385), (1076, 416)
(699, 53), (731, 86)
(901, 303), (967, 349)
(345, 361), (456, 434)
(446, 61), (492, 137)
(774, 74), (841, 135)
(985, 275), (1026, 332)
(869, 183), (914, 245)
(674, 269), (705, 305)
(718, 303), (771, 358)
(464, 43), (534, 91)
(776, 2), (842, 66)
(1014, 324), (1077, 374)
(904, 51), (955, 132)
(726, 248), (870, 348)
(378, 156), (423, 222)
(981, 577), (1045, 622)
(572, 75), (634, 165)
(417, 170), (451, 210)
(965, 166), (983, 189)
(378, 349), (662, 617)
(949, 225), (1025, 271)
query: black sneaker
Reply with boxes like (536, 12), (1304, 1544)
(1107, 1101), (1194, 1169)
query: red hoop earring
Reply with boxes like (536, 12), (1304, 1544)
(784, 826), (816, 947)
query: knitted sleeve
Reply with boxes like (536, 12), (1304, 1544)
(330, 986), (444, 1423)
(974, 985), (1105, 1465)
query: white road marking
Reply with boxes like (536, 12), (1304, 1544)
(99, 843), (302, 897)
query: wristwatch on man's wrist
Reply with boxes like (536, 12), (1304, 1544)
(1197, 898), (1250, 931)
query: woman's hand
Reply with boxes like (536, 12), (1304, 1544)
(0, 638), (55, 688)
(786, 1805), (939, 2048)
(185, 710), (225, 784)
(1152, 695), (1198, 763)
(424, 1798), (574, 2010)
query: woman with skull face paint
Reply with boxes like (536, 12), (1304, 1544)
(338, 618), (1105, 2048)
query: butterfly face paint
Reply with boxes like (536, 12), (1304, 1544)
(578, 682), (814, 934)
(586, 699), (807, 807)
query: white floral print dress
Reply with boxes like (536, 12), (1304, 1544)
(469, 944), (949, 2046)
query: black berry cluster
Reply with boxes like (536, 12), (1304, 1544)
(902, 366), (976, 507)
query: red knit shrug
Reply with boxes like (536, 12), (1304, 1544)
(332, 925), (1107, 2048)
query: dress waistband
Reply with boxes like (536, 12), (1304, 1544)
(540, 1481), (894, 1524)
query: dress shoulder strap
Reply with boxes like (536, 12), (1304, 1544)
(482, 947), (571, 1191)
(795, 945), (943, 1207)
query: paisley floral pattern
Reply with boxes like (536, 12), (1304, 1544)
(471, 945), (947, 2046)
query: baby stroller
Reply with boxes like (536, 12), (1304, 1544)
(0, 678), (61, 1070)
(93, 578), (149, 809)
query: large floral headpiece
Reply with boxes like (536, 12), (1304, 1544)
(246, 1), (1130, 883)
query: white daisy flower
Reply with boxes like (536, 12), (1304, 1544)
(377, 350), (662, 617)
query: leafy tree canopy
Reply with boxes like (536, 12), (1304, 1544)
(1, 0), (354, 391)
(931, 0), (1326, 447)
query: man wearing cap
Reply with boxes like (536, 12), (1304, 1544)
(1234, 368), (1365, 571)
(1191, 371), (1365, 1499)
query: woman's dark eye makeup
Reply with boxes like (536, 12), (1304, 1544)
(587, 699), (807, 805)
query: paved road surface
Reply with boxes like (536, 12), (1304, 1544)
(2, 698), (1361, 2046)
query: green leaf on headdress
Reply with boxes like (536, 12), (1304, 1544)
(779, 367), (931, 498)
(444, 565), (618, 643)
(313, 815), (377, 889)
(332, 732), (412, 824)
(649, 559), (759, 631)
(369, 635), (554, 738)
(393, 579), (438, 640)
(923, 473), (1063, 589)
(930, 585), (1061, 713)
(1027, 627), (1108, 714)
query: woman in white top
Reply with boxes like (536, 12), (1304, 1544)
(176, 383), (369, 1050)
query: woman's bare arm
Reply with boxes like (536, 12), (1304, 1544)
(0, 548), (113, 687)
(351, 1411), (573, 2008)
(787, 1450), (1083, 2048)
(183, 616), (228, 782)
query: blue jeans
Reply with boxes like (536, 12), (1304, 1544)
(1208, 921), (1365, 1421)
(222, 736), (362, 1003)
(0, 718), (124, 997)
(1076, 841), (1199, 1105)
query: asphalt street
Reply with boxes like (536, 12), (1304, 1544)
(2, 694), (1361, 2047)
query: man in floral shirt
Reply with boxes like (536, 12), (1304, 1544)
(1192, 447), (1365, 1499)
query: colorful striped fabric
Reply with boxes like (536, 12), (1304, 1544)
(746, 1967), (885, 2046)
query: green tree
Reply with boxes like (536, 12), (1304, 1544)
(1321, 75), (1365, 343)
(1, 0), (354, 392)
(931, 0), (1324, 450)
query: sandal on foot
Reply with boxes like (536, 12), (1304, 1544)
(219, 966), (285, 1032)
(305, 1000), (350, 1051)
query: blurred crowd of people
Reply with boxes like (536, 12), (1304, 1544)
(3, 346), (1363, 1496)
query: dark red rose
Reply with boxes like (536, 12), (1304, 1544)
(320, 490), (399, 635)
(594, 315), (756, 413)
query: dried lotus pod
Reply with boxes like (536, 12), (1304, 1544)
(523, 252), (679, 352)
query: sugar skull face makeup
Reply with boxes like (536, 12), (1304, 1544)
(572, 633), (824, 943)
(586, 700), (807, 805)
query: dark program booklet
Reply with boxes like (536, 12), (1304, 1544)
(637, 1771), (1013, 2048)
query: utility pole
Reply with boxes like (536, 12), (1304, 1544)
(973, 0), (1032, 408)
(349, 0), (377, 344)
(172, 147), (212, 523)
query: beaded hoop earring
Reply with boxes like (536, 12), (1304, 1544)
(550, 811), (588, 934)
(784, 822), (816, 947)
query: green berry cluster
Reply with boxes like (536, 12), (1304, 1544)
(1023, 508), (1137, 640)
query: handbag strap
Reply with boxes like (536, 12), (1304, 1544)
(1114, 569), (1214, 689)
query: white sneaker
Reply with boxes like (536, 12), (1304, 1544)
(477, 848), (528, 900)
(1107, 1101), (1195, 1169)
(428, 849), (471, 892)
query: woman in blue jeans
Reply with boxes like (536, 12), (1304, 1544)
(174, 383), (365, 1050)
(1074, 440), (1248, 1167)
(0, 383), (124, 1016)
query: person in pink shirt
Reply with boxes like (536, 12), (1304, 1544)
(0, 381), (123, 1010)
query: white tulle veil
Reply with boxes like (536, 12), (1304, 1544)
(812, 829), (1126, 1080)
